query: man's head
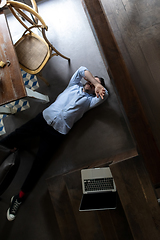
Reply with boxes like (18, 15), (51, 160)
(83, 76), (106, 95)
(95, 76), (106, 89)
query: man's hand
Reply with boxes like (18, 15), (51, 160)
(84, 70), (106, 99)
(95, 83), (106, 99)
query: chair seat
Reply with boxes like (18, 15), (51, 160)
(15, 33), (49, 71)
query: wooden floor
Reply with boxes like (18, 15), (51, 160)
(100, 0), (160, 150)
(46, 1), (160, 239)
(45, 0), (160, 240)
(40, 1), (160, 239)
(47, 152), (160, 240)
(101, 0), (160, 186)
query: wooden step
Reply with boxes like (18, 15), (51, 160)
(47, 166), (133, 240)
(110, 155), (160, 240)
(65, 170), (133, 240)
(47, 174), (81, 240)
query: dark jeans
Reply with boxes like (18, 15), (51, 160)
(0, 113), (65, 193)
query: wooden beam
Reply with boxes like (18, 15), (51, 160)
(81, 0), (160, 186)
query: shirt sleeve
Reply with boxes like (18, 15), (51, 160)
(68, 66), (88, 87)
(89, 89), (109, 109)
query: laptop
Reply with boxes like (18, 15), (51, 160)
(79, 167), (117, 211)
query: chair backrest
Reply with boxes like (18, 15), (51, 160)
(29, 0), (38, 23)
(7, 0), (48, 31)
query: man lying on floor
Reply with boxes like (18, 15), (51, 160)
(0, 66), (108, 221)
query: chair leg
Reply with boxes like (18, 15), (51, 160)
(51, 45), (70, 61)
(37, 72), (50, 86)
(57, 51), (70, 61)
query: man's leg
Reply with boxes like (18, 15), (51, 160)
(0, 113), (46, 150)
(21, 126), (65, 193)
(7, 124), (65, 221)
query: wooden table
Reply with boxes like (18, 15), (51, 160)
(0, 9), (49, 114)
(0, 10), (26, 106)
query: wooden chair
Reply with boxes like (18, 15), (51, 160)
(26, 0), (38, 24)
(6, 0), (70, 85)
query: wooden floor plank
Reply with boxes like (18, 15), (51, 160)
(98, 197), (133, 240)
(47, 150), (136, 240)
(106, 1), (160, 149)
(64, 170), (106, 240)
(110, 156), (160, 240)
(101, 0), (160, 150)
(47, 175), (81, 240)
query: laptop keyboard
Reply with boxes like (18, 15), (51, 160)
(84, 178), (114, 192)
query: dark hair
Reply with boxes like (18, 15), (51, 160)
(95, 76), (106, 89)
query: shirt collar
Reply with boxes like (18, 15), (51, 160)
(80, 86), (95, 97)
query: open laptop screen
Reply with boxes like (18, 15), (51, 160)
(79, 191), (117, 211)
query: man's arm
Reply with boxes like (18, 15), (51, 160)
(84, 70), (106, 99)
(68, 66), (88, 87)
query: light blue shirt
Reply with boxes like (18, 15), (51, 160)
(43, 66), (108, 134)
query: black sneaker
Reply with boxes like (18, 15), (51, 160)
(7, 195), (22, 221)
